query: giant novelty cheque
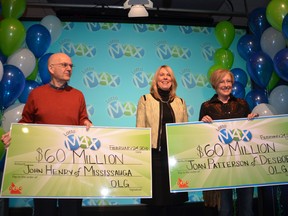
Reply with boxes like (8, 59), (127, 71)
(166, 115), (288, 192)
(1, 124), (152, 198)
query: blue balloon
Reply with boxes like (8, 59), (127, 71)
(273, 48), (288, 82)
(237, 34), (261, 61)
(248, 7), (271, 38)
(0, 65), (25, 109)
(231, 68), (248, 87)
(26, 24), (51, 58)
(18, 80), (40, 103)
(232, 81), (245, 99)
(245, 89), (268, 111)
(246, 51), (273, 88)
(38, 52), (53, 84)
(282, 14), (288, 40)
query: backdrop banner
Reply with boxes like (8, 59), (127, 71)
(1, 124), (151, 198)
(166, 114), (288, 192)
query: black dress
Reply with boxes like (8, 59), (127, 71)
(141, 89), (188, 206)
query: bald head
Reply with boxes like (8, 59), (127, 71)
(48, 53), (72, 65)
(47, 53), (73, 85)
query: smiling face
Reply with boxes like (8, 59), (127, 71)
(215, 73), (233, 99)
(156, 67), (172, 91)
(210, 69), (234, 101)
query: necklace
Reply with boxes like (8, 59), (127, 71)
(159, 98), (170, 103)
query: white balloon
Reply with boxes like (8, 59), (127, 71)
(269, 85), (288, 114)
(252, 103), (278, 116)
(7, 48), (36, 78)
(0, 61), (3, 81)
(260, 27), (286, 60)
(41, 15), (63, 44)
(2, 103), (25, 132)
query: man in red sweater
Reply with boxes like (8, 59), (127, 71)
(1, 52), (92, 216)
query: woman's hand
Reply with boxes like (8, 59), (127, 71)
(247, 113), (259, 120)
(1, 131), (11, 149)
(201, 115), (213, 123)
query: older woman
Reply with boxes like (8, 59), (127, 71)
(136, 65), (188, 216)
(199, 69), (258, 216)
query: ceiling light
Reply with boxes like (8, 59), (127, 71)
(124, 0), (153, 18)
(128, 5), (148, 17)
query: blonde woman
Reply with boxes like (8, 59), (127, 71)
(136, 65), (188, 216)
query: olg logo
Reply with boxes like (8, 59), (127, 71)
(107, 100), (136, 119)
(218, 128), (252, 144)
(64, 134), (101, 151)
(156, 44), (191, 60)
(133, 71), (153, 88)
(83, 71), (120, 88)
(109, 43), (144, 59)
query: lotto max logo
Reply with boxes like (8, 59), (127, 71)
(133, 71), (153, 88)
(86, 105), (94, 117)
(179, 26), (213, 34)
(133, 24), (167, 32)
(107, 100), (136, 119)
(63, 22), (75, 30)
(218, 128), (252, 144)
(181, 73), (196, 89)
(86, 22), (121, 31)
(60, 42), (96, 57)
(201, 44), (215, 61)
(181, 73), (210, 89)
(156, 44), (191, 60)
(60, 42), (76, 57)
(109, 43), (144, 59)
(64, 134), (101, 151)
(83, 71), (120, 88)
(187, 105), (194, 118)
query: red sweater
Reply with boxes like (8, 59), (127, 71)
(19, 84), (90, 126)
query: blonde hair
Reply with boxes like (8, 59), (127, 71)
(150, 65), (178, 100)
(210, 69), (234, 89)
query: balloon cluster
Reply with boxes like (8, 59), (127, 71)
(208, 20), (249, 104)
(208, 20), (235, 77)
(211, 0), (288, 116)
(242, 0), (288, 116)
(0, 0), (63, 136)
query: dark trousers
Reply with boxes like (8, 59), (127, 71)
(219, 188), (254, 216)
(148, 205), (186, 216)
(33, 198), (82, 216)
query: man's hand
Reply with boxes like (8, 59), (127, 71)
(84, 120), (93, 131)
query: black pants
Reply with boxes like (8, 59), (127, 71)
(33, 198), (82, 216)
(148, 205), (186, 216)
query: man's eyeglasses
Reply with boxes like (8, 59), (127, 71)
(51, 63), (74, 68)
